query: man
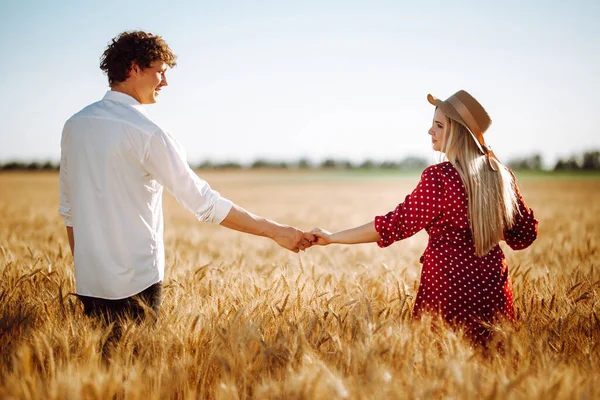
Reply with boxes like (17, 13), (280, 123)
(59, 31), (313, 322)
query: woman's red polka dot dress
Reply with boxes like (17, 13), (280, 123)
(374, 162), (538, 343)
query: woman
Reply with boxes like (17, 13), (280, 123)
(311, 90), (538, 345)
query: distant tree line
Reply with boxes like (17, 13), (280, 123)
(196, 156), (430, 170)
(195, 156), (430, 170)
(2, 151), (599, 172)
(553, 151), (600, 171)
(0, 161), (59, 171)
(0, 157), (430, 171)
(506, 150), (600, 171)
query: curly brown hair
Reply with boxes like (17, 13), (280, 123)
(100, 31), (177, 85)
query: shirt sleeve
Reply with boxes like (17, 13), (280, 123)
(374, 166), (444, 248)
(58, 124), (73, 227)
(143, 129), (233, 224)
(504, 181), (538, 250)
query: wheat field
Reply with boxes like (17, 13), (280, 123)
(0, 171), (599, 399)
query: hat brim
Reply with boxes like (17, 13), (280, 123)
(427, 93), (466, 128)
(427, 93), (441, 106)
(427, 93), (485, 154)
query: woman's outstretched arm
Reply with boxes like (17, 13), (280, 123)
(311, 222), (380, 246)
(313, 166), (444, 249)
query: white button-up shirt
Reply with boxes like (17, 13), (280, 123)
(59, 91), (233, 299)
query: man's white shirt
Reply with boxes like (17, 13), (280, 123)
(59, 90), (233, 299)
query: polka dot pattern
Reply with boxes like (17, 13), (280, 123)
(374, 162), (538, 344)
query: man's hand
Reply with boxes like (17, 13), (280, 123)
(272, 226), (315, 252)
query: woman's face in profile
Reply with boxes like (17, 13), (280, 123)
(428, 108), (447, 152)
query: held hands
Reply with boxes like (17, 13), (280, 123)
(272, 223), (375, 251)
(272, 225), (316, 253)
(271, 226), (335, 252)
(309, 228), (334, 246)
(220, 205), (340, 252)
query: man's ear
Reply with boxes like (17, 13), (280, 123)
(128, 61), (140, 78)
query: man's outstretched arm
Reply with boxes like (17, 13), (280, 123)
(220, 204), (313, 252)
(143, 130), (313, 252)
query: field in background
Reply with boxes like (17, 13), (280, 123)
(1, 171), (599, 399)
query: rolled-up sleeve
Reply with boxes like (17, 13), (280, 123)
(59, 128), (73, 227)
(143, 129), (232, 224)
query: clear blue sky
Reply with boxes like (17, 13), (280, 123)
(1, 0), (599, 167)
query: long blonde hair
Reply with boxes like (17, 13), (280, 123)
(441, 117), (519, 256)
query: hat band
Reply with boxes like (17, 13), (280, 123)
(447, 96), (485, 146)
(446, 96), (498, 171)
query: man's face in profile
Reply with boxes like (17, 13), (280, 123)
(130, 60), (169, 104)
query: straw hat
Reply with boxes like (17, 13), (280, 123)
(427, 90), (498, 170)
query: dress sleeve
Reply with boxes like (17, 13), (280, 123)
(504, 182), (538, 250)
(374, 166), (444, 248)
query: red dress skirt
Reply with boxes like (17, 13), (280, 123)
(374, 162), (538, 343)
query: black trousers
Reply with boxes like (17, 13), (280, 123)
(78, 282), (162, 324)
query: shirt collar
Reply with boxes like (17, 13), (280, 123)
(102, 90), (149, 116)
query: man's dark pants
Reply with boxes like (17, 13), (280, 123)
(77, 282), (162, 356)
(78, 282), (162, 323)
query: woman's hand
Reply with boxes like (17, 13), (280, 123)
(310, 228), (334, 246)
